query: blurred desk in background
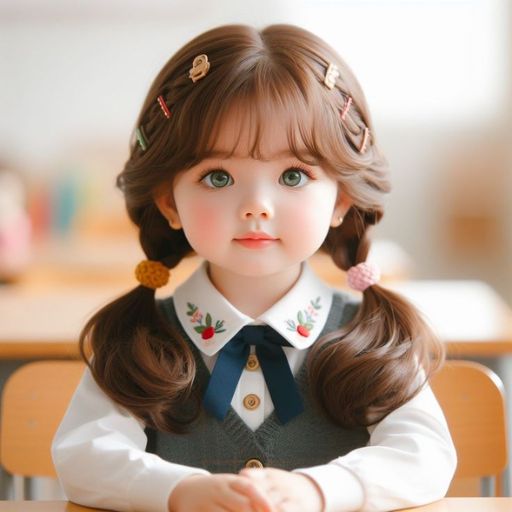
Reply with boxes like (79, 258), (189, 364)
(0, 287), (114, 358)
(0, 232), (510, 358)
(0, 277), (511, 359)
(0, 498), (511, 512)
(388, 280), (512, 357)
(0, 256), (201, 359)
(400, 498), (512, 511)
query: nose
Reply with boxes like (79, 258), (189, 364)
(239, 191), (274, 221)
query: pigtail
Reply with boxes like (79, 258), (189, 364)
(79, 205), (199, 433)
(79, 78), (204, 433)
(310, 207), (445, 427)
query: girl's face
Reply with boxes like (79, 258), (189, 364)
(156, 109), (351, 279)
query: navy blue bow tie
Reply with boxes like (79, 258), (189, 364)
(203, 325), (304, 424)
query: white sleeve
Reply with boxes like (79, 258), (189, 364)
(295, 383), (457, 512)
(51, 368), (209, 512)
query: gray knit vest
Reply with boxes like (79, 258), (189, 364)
(147, 292), (370, 472)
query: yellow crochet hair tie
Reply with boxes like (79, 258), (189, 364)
(135, 260), (170, 289)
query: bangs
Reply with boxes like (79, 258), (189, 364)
(189, 58), (353, 172)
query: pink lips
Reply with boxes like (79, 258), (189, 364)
(234, 232), (278, 249)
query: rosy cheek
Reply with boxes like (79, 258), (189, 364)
(290, 193), (335, 237)
(182, 202), (226, 244)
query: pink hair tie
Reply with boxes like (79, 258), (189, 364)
(347, 262), (380, 291)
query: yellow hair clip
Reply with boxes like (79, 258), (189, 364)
(189, 54), (210, 83)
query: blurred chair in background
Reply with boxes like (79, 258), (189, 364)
(430, 360), (508, 496)
(0, 360), (84, 500)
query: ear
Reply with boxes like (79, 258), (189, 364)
(154, 190), (182, 230)
(330, 188), (353, 228)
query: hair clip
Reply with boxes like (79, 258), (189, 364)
(135, 127), (148, 151)
(340, 96), (353, 121)
(189, 54), (210, 83)
(157, 95), (172, 119)
(359, 127), (370, 154)
(324, 62), (340, 90)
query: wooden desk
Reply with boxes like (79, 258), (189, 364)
(1, 276), (511, 359)
(0, 503), (104, 512)
(0, 498), (510, 511)
(388, 280), (512, 357)
(400, 498), (512, 511)
(0, 256), (201, 359)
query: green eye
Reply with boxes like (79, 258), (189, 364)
(202, 170), (233, 188)
(280, 168), (308, 187)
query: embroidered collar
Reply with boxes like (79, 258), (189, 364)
(172, 261), (333, 356)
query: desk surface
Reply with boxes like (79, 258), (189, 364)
(0, 498), (510, 511)
(389, 280), (512, 357)
(400, 498), (512, 511)
(1, 259), (511, 358)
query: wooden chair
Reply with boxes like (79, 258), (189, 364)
(430, 360), (508, 496)
(0, 360), (85, 499)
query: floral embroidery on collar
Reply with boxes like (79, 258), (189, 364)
(285, 297), (322, 338)
(187, 302), (226, 341)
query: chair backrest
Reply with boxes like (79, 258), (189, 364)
(430, 360), (508, 496)
(0, 360), (85, 478)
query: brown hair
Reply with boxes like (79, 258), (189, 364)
(80, 24), (443, 432)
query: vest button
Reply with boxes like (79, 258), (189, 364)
(245, 458), (264, 469)
(243, 393), (261, 410)
(245, 354), (260, 371)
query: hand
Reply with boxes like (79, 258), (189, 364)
(168, 473), (275, 512)
(238, 468), (324, 512)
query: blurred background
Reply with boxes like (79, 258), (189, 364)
(0, 0), (510, 300)
(0, 0), (511, 500)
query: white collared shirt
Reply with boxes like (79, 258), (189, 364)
(172, 262), (333, 430)
(52, 263), (456, 512)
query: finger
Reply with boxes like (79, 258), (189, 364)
(239, 476), (284, 512)
(265, 486), (287, 510)
(227, 490), (260, 512)
(229, 478), (275, 512)
(230, 478), (272, 507)
(222, 490), (257, 512)
(247, 477), (287, 510)
(211, 492), (252, 512)
(210, 503), (232, 512)
(207, 478), (253, 512)
(276, 496), (291, 508)
(239, 468), (268, 479)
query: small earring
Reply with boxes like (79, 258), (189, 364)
(331, 215), (343, 228)
(169, 218), (181, 230)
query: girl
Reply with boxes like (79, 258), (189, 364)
(52, 24), (456, 512)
